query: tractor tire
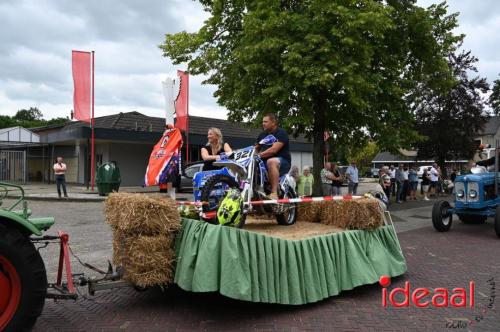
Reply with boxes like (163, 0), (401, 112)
(495, 206), (500, 238)
(200, 174), (240, 225)
(276, 186), (298, 226)
(0, 223), (47, 332)
(458, 214), (487, 224)
(432, 200), (453, 232)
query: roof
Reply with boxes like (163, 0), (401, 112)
(33, 111), (310, 143)
(479, 116), (500, 136)
(0, 126), (40, 145)
(372, 152), (416, 163)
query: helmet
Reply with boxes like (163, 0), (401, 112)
(217, 189), (243, 227)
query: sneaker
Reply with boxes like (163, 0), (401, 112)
(424, 197), (430, 201)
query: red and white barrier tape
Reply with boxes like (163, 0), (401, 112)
(177, 195), (364, 207)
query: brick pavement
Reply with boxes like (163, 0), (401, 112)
(31, 206), (500, 331)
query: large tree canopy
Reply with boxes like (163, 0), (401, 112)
(161, 0), (461, 194)
(414, 49), (491, 176)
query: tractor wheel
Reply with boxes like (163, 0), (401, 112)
(432, 200), (453, 232)
(458, 214), (487, 224)
(200, 174), (240, 225)
(0, 223), (47, 332)
(275, 186), (298, 226)
(495, 206), (500, 238)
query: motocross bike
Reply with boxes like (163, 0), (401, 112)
(198, 135), (298, 228)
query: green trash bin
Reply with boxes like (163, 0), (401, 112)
(96, 161), (121, 196)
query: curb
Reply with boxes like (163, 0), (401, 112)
(6, 195), (106, 203)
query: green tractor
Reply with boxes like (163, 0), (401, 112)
(0, 182), (55, 331)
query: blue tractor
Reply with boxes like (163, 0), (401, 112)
(432, 151), (500, 238)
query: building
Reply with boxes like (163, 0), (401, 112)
(0, 112), (313, 185)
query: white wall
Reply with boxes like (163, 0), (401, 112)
(290, 152), (313, 171)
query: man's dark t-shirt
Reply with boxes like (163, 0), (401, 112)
(257, 128), (291, 164)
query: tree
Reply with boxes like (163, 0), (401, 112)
(414, 49), (491, 177)
(161, 0), (461, 195)
(490, 76), (500, 114)
(14, 107), (43, 122)
(346, 142), (379, 171)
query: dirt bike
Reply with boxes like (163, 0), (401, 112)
(195, 135), (298, 228)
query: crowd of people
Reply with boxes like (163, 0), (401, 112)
(377, 163), (451, 204)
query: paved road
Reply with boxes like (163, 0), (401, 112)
(3, 198), (499, 331)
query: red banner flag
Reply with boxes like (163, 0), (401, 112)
(72, 50), (92, 123)
(175, 70), (189, 131)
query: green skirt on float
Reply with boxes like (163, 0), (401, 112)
(174, 218), (406, 305)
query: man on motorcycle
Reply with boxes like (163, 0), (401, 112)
(256, 113), (292, 200)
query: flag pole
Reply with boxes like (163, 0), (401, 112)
(91, 50), (95, 191)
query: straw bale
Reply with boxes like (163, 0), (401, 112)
(113, 234), (176, 288)
(296, 202), (322, 223)
(319, 198), (384, 230)
(105, 193), (181, 236)
(105, 193), (181, 287)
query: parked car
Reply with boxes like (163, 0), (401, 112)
(177, 162), (204, 193)
(365, 168), (379, 178)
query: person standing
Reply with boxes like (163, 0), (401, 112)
(402, 165), (409, 202)
(408, 165), (418, 200)
(53, 157), (68, 199)
(297, 166), (314, 197)
(395, 164), (405, 203)
(346, 161), (359, 195)
(429, 163), (440, 198)
(389, 165), (396, 196)
(320, 162), (334, 196)
(331, 163), (343, 196)
(288, 165), (300, 191)
(421, 169), (431, 201)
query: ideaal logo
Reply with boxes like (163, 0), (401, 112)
(379, 275), (474, 308)
(379, 276), (496, 329)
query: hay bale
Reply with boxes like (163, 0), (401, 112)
(297, 202), (322, 223)
(105, 193), (181, 235)
(319, 199), (384, 230)
(105, 193), (181, 287)
(115, 235), (176, 288)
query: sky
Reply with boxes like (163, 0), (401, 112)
(0, 0), (499, 121)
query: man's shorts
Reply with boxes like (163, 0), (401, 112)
(276, 157), (291, 176)
(430, 181), (438, 188)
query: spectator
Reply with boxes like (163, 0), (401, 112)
(389, 165), (396, 196)
(408, 165), (418, 200)
(288, 165), (300, 191)
(297, 166), (314, 197)
(331, 163), (343, 196)
(402, 165), (409, 202)
(395, 164), (405, 203)
(53, 157), (68, 199)
(429, 163), (440, 198)
(346, 161), (359, 195)
(320, 162), (334, 196)
(450, 168), (457, 182)
(421, 169), (431, 201)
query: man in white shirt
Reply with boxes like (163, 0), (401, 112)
(346, 161), (359, 195)
(53, 156), (68, 198)
(429, 163), (439, 198)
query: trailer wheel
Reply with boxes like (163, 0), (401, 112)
(495, 206), (500, 238)
(0, 224), (47, 332)
(432, 200), (452, 232)
(458, 214), (487, 224)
